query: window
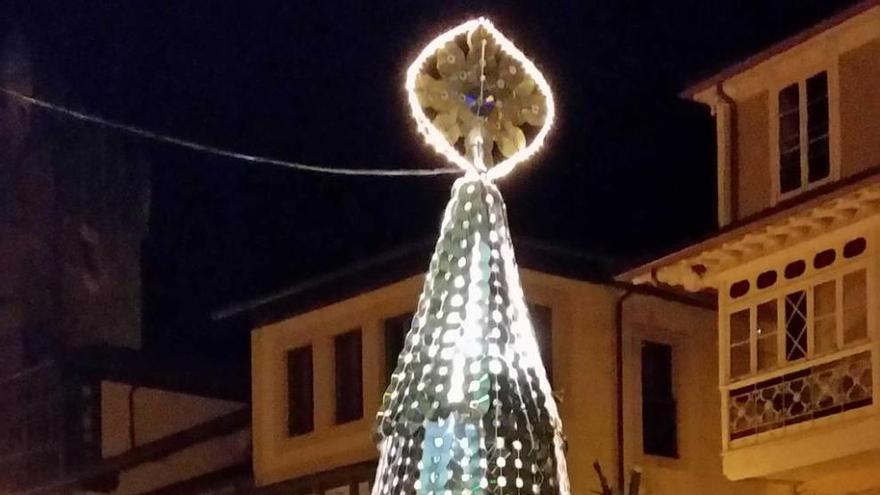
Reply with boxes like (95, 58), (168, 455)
(641, 342), (678, 458)
(729, 310), (750, 379)
(756, 300), (778, 372)
(287, 346), (314, 436)
(726, 267), (867, 381)
(777, 71), (830, 196)
(784, 290), (808, 361)
(529, 304), (553, 386)
(334, 329), (363, 424)
(383, 312), (413, 386)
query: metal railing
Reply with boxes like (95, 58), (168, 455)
(725, 345), (873, 443)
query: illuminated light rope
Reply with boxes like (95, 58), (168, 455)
(374, 16), (567, 495)
(405, 17), (556, 180)
(373, 177), (571, 495)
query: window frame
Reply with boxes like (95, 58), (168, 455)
(723, 259), (870, 383)
(770, 67), (839, 203)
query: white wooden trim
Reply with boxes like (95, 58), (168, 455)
(721, 342), (872, 391)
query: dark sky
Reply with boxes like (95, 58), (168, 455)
(2, 1), (856, 360)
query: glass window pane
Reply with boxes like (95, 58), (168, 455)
(814, 280), (837, 355)
(814, 280), (836, 317)
(785, 291), (808, 361)
(757, 336), (777, 372)
(730, 309), (750, 345)
(808, 136), (830, 182)
(844, 270), (867, 344)
(780, 151), (802, 193)
(815, 317), (837, 355)
(806, 72), (828, 129)
(287, 346), (314, 436)
(779, 83), (799, 113)
(806, 72), (829, 183)
(779, 83), (802, 194)
(334, 329), (363, 424)
(756, 301), (778, 371)
(730, 343), (750, 379)
(641, 342), (678, 458)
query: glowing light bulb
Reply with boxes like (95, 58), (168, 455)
(405, 17), (555, 180)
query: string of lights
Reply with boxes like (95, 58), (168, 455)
(0, 87), (463, 177)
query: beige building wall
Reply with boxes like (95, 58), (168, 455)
(733, 91), (771, 220)
(251, 269), (790, 493)
(100, 381), (245, 457)
(694, 5), (880, 224)
(839, 37), (880, 178)
(621, 294), (790, 495)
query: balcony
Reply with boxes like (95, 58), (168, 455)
(721, 344), (880, 480)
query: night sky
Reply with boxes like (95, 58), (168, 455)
(1, 1), (856, 361)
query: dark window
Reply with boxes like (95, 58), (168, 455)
(756, 270), (777, 289)
(641, 342), (678, 458)
(287, 346), (314, 436)
(844, 237), (867, 258)
(383, 312), (413, 386)
(806, 72), (830, 183)
(785, 291), (808, 361)
(778, 83), (801, 193)
(778, 71), (830, 195)
(784, 260), (806, 279)
(813, 248), (836, 269)
(529, 304), (553, 386)
(334, 329), (363, 424)
(729, 280), (750, 298)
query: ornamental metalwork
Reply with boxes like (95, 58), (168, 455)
(728, 351), (873, 441)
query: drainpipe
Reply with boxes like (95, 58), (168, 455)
(615, 288), (635, 492)
(712, 83), (736, 228)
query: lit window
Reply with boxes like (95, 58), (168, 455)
(777, 71), (830, 196)
(334, 329), (363, 424)
(756, 300), (778, 372)
(729, 310), (751, 379)
(843, 270), (867, 344)
(784, 290), (808, 361)
(725, 267), (868, 381)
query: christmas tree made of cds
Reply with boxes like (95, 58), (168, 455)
(373, 18), (569, 495)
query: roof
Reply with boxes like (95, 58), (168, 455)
(617, 166), (880, 290)
(214, 238), (622, 328)
(71, 346), (250, 402)
(681, 0), (880, 99)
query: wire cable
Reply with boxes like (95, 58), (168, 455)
(0, 87), (464, 177)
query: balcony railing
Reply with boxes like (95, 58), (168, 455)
(725, 345), (873, 443)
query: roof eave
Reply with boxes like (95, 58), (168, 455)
(679, 0), (880, 101)
(618, 166), (880, 290)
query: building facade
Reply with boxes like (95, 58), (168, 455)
(622, 2), (880, 494)
(13, 4), (880, 495)
(248, 262), (792, 495)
